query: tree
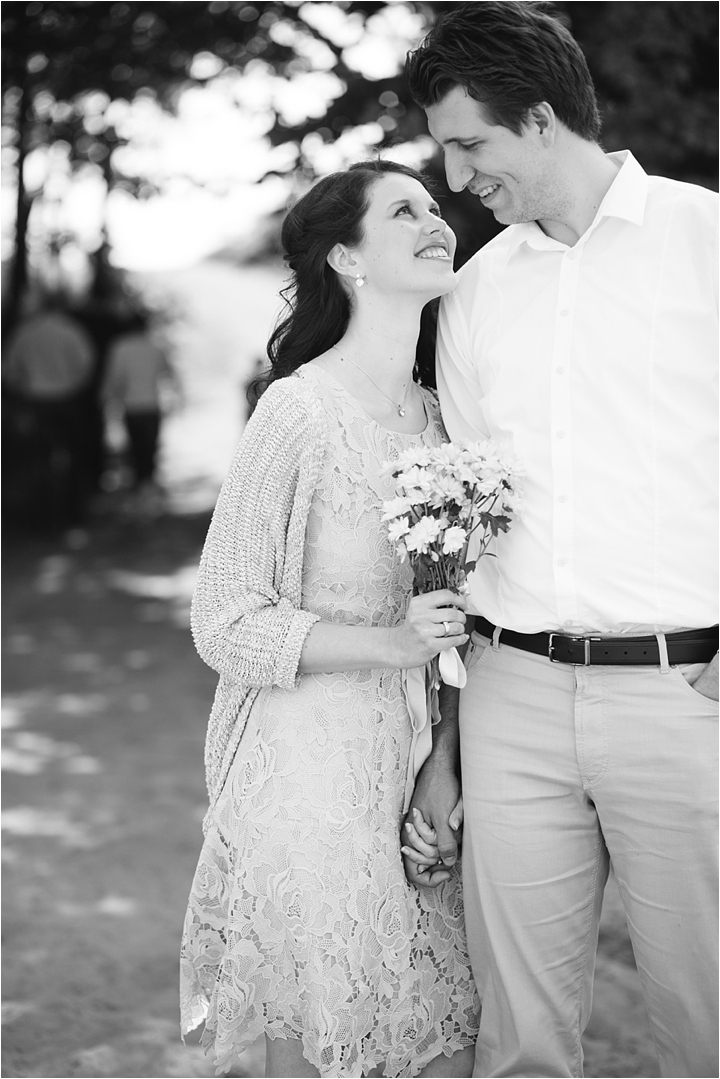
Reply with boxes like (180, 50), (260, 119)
(2, 1), (717, 325)
(562, 1), (718, 183)
(1, 1), (297, 322)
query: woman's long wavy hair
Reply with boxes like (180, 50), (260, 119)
(248, 159), (440, 408)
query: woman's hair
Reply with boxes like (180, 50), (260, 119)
(405, 1), (601, 142)
(249, 159), (439, 406)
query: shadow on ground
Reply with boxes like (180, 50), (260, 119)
(2, 507), (659, 1078)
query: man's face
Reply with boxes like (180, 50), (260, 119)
(426, 85), (554, 226)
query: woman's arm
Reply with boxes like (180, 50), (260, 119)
(298, 592), (468, 674)
(191, 380), (324, 689)
(192, 378), (469, 688)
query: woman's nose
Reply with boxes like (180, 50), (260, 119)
(423, 214), (446, 233)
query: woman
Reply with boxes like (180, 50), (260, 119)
(180, 159), (479, 1078)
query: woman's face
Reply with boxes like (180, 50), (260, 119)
(351, 173), (457, 299)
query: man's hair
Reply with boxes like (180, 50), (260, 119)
(406, 1), (601, 141)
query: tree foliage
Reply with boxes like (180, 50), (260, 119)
(2, 1), (717, 319)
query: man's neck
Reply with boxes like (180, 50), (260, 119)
(537, 143), (621, 247)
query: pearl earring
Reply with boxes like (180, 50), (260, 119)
(355, 274), (366, 288)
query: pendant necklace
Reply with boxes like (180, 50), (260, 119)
(332, 345), (412, 417)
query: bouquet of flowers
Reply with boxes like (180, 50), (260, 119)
(383, 439), (523, 692)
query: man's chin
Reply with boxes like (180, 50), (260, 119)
(489, 207), (516, 225)
(479, 196), (515, 225)
(491, 206), (531, 226)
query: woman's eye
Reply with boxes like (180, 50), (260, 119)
(395, 205), (412, 216)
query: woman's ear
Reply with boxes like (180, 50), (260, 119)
(327, 243), (360, 280)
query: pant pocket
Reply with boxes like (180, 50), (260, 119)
(466, 632), (491, 675)
(667, 663), (719, 712)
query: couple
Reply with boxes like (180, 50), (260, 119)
(180, 4), (718, 1078)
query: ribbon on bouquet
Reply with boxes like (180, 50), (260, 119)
(439, 646), (467, 690)
(401, 646), (467, 813)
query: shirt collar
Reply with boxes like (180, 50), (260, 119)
(499, 149), (649, 266)
(595, 149), (648, 226)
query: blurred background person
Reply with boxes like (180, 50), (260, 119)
(2, 292), (96, 535)
(100, 310), (179, 513)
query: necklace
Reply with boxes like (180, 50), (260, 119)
(332, 345), (412, 417)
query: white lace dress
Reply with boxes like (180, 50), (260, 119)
(180, 365), (479, 1077)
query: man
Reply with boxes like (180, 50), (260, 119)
(403, 4), (718, 1077)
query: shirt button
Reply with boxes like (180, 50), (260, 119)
(560, 308), (570, 317)
(564, 619), (574, 627)
(567, 250), (576, 260)
(555, 366), (565, 375)
(556, 430), (565, 439)
(557, 558), (567, 566)
(558, 494), (568, 503)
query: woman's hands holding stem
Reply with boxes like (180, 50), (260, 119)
(390, 589), (468, 667)
(298, 589), (468, 675)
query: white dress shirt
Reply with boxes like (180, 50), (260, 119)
(437, 151), (718, 635)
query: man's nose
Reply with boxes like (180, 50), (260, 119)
(444, 153), (473, 193)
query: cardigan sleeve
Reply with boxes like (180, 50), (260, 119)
(190, 377), (324, 690)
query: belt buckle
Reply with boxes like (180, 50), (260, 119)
(548, 633), (592, 665)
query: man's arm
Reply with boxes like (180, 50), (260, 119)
(436, 289), (490, 444)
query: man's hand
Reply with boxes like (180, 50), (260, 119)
(693, 651), (719, 702)
(401, 756), (462, 889)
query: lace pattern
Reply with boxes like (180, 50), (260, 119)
(181, 366), (480, 1076)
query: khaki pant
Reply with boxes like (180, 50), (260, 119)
(461, 632), (718, 1078)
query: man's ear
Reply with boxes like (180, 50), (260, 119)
(527, 101), (557, 142)
(327, 243), (360, 280)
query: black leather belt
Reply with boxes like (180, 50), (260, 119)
(474, 616), (719, 666)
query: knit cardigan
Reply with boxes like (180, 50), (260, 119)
(191, 374), (328, 823)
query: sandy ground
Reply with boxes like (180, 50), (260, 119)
(2, 261), (660, 1078)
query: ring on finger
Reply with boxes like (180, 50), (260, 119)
(442, 620), (451, 637)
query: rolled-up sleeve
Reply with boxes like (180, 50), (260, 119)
(191, 380), (322, 690)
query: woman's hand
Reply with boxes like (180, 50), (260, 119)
(401, 799), (464, 888)
(401, 808), (440, 872)
(390, 589), (468, 669)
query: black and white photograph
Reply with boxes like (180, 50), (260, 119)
(2, 3), (718, 1077)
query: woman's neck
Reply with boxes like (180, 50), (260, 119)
(310, 299), (429, 433)
(335, 303), (422, 397)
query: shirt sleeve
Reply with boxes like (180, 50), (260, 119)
(101, 345), (125, 403)
(71, 323), (95, 375)
(190, 379), (322, 690)
(436, 285), (490, 443)
(150, 342), (172, 379)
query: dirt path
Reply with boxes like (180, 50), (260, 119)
(2, 261), (659, 1078)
